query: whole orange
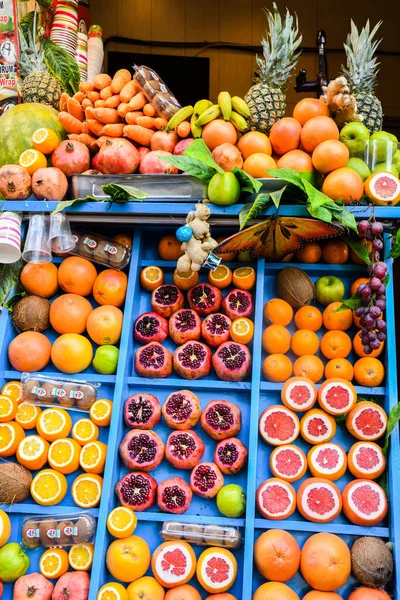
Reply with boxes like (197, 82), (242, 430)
(51, 333), (93, 374)
(348, 589), (391, 600)
(253, 582), (300, 600)
(353, 330), (384, 358)
(106, 535), (150, 583)
(262, 353), (293, 382)
(243, 153), (276, 178)
(320, 330), (352, 359)
(303, 592), (343, 600)
(237, 131), (272, 159)
(165, 586), (202, 600)
(323, 302), (353, 331)
(300, 532), (351, 592)
(50, 294), (93, 334)
(202, 119), (237, 151)
(300, 116), (339, 153)
(127, 576), (165, 600)
(312, 140), (349, 174)
(113, 233), (133, 248)
(264, 298), (293, 325)
(205, 595), (237, 600)
(322, 167), (364, 204)
(294, 306), (323, 331)
(20, 262), (58, 298)
(158, 234), (184, 261)
(325, 358), (354, 381)
(291, 329), (319, 356)
(86, 305), (123, 345)
(293, 355), (324, 383)
(353, 357), (385, 387)
(8, 332), (51, 372)
(277, 149), (313, 172)
(293, 98), (330, 125)
(58, 257), (98, 296)
(254, 529), (300, 582)
(262, 324), (291, 354)
(295, 242), (322, 263)
(93, 269), (128, 307)
(350, 277), (369, 297)
(321, 241), (349, 264)
(269, 118), (302, 155)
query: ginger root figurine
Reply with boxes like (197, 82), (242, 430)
(176, 203), (218, 276)
(321, 76), (362, 127)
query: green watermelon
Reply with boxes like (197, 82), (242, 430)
(0, 103), (67, 167)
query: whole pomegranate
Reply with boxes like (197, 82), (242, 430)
(190, 462), (224, 498)
(51, 141), (90, 176)
(97, 138), (140, 174)
(13, 573), (53, 600)
(124, 393), (161, 429)
(174, 139), (194, 155)
(150, 131), (179, 153)
(157, 477), (192, 514)
(32, 167), (68, 201)
(119, 429), (165, 471)
(52, 572), (89, 600)
(139, 151), (179, 175)
(0, 165), (31, 200)
(212, 143), (243, 171)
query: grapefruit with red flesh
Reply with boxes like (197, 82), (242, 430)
(317, 378), (357, 415)
(364, 171), (400, 206)
(307, 442), (347, 481)
(259, 405), (300, 446)
(300, 409), (336, 445)
(346, 401), (387, 441)
(281, 376), (317, 412)
(297, 477), (342, 523)
(342, 479), (388, 526)
(270, 444), (307, 482)
(256, 478), (297, 520)
(347, 441), (386, 479)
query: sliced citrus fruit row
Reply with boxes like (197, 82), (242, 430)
(300, 409), (336, 445)
(97, 582), (128, 600)
(0, 394), (18, 422)
(31, 469), (68, 506)
(17, 435), (49, 470)
(72, 418), (99, 445)
(68, 543), (94, 571)
(196, 546), (238, 593)
(36, 408), (72, 442)
(0, 421), (25, 457)
(48, 438), (81, 474)
(79, 440), (107, 474)
(140, 266), (164, 291)
(72, 473), (103, 508)
(1, 380), (23, 404)
(317, 378), (357, 415)
(15, 402), (42, 429)
(342, 479), (388, 526)
(297, 477), (342, 523)
(90, 398), (113, 427)
(256, 478), (296, 520)
(281, 376), (317, 412)
(107, 506), (137, 538)
(347, 441), (386, 479)
(39, 547), (69, 578)
(259, 405), (300, 446)
(270, 444), (307, 483)
(346, 401), (387, 441)
(307, 442), (347, 481)
(152, 540), (196, 587)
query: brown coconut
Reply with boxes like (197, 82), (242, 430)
(0, 463), (32, 504)
(275, 266), (315, 308)
(351, 536), (394, 588)
(12, 295), (50, 333)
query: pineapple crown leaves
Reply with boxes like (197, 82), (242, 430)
(341, 19), (383, 94)
(255, 2), (302, 89)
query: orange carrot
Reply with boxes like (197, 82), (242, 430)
(58, 112), (82, 135)
(100, 85), (113, 100)
(154, 117), (169, 130)
(98, 123), (125, 137)
(111, 69), (131, 94)
(125, 111), (143, 125)
(105, 95), (121, 109)
(80, 121), (90, 134)
(67, 97), (85, 121)
(79, 81), (95, 94)
(87, 90), (100, 103)
(94, 99), (107, 108)
(82, 98), (94, 110)
(85, 107), (97, 120)
(143, 103), (156, 117)
(135, 116), (157, 129)
(177, 120), (191, 138)
(68, 133), (80, 140)
(117, 103), (131, 118)
(60, 93), (70, 112)
(73, 91), (85, 104)
(78, 133), (98, 151)
(87, 119), (104, 136)
(123, 124), (154, 146)
(119, 80), (137, 103)
(94, 73), (112, 90)
(94, 108), (121, 124)
(128, 92), (146, 111)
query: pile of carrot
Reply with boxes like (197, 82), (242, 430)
(58, 69), (170, 151)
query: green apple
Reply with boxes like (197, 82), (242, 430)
(208, 172), (241, 206)
(216, 484), (246, 518)
(0, 543), (29, 582)
(315, 276), (345, 306)
(339, 122), (370, 157)
(93, 344), (119, 374)
(369, 131), (398, 163)
(372, 162), (399, 177)
(346, 157), (371, 181)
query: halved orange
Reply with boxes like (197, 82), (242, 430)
(39, 547), (69, 578)
(208, 265), (233, 289)
(0, 421), (25, 457)
(68, 543), (94, 571)
(19, 148), (47, 175)
(139, 266), (164, 291)
(173, 269), (199, 291)
(230, 317), (254, 344)
(48, 438), (81, 474)
(16, 434), (49, 470)
(32, 127), (60, 154)
(107, 506), (137, 539)
(232, 266), (256, 291)
(0, 395), (18, 422)
(1, 381), (23, 404)
(89, 398), (112, 427)
(97, 582), (129, 600)
(30, 469), (68, 506)
(72, 473), (103, 508)
(79, 440), (107, 474)
(72, 418), (99, 446)
(15, 402), (42, 429)
(36, 408), (72, 442)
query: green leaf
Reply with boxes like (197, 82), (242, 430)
(306, 202), (333, 222)
(52, 198), (90, 214)
(102, 184), (147, 201)
(300, 171), (322, 189)
(377, 471), (388, 498)
(382, 403), (400, 456)
(36, 0), (53, 8)
(160, 154), (216, 182)
(19, 11), (36, 40)
(0, 259), (24, 308)
(303, 180), (331, 211)
(336, 293), (363, 311)
(239, 193), (271, 230)
(184, 139), (224, 173)
(383, 273), (390, 287)
(266, 168), (306, 190)
(43, 38), (80, 94)
(337, 206), (358, 233)
(344, 236), (371, 264)
(4, 289), (27, 312)
(389, 228), (400, 258)
(232, 167), (263, 194)
(270, 186), (287, 209)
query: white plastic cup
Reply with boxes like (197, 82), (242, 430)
(22, 214), (52, 264)
(0, 211), (22, 263)
(48, 213), (75, 254)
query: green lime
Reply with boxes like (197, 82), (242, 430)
(373, 162), (399, 177)
(92, 345), (119, 374)
(207, 172), (241, 206)
(346, 158), (371, 181)
(216, 484), (246, 518)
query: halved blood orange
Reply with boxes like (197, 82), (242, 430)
(297, 477), (342, 523)
(281, 377), (317, 412)
(256, 478), (296, 520)
(151, 541), (196, 588)
(270, 444), (307, 482)
(196, 547), (237, 593)
(300, 409), (336, 445)
(364, 171), (400, 206)
(317, 378), (357, 415)
(347, 441), (386, 479)
(342, 479), (388, 526)
(346, 401), (387, 441)
(259, 405), (300, 446)
(307, 443), (347, 481)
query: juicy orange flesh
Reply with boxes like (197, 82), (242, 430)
(42, 411), (65, 432)
(20, 437), (43, 457)
(20, 149), (38, 166)
(33, 473), (60, 499)
(110, 508), (133, 530)
(233, 320), (250, 334)
(144, 267), (162, 282)
(0, 425), (13, 449)
(99, 591), (119, 600)
(92, 400), (111, 419)
(74, 480), (100, 504)
(33, 128), (49, 143)
(16, 403), (38, 423)
(81, 444), (101, 466)
(42, 553), (61, 574)
(0, 396), (14, 416)
(50, 440), (74, 464)
(1, 381), (22, 401)
(69, 545), (92, 567)
(212, 266), (230, 280)
(234, 266), (254, 278)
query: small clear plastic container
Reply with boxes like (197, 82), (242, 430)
(22, 373), (98, 412)
(133, 64), (181, 120)
(21, 513), (96, 549)
(68, 229), (131, 270)
(161, 521), (242, 549)
(366, 137), (398, 175)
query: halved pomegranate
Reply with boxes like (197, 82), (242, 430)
(222, 289), (253, 320)
(119, 429), (165, 471)
(134, 312), (168, 344)
(135, 342), (172, 378)
(162, 390), (202, 429)
(124, 393), (161, 429)
(151, 284), (184, 317)
(190, 462), (224, 498)
(201, 313), (232, 347)
(165, 430), (205, 469)
(169, 309), (201, 345)
(201, 400), (241, 440)
(115, 471), (157, 511)
(173, 341), (212, 379)
(157, 477), (193, 514)
(212, 341), (251, 381)
(214, 437), (248, 474)
(188, 283), (222, 316)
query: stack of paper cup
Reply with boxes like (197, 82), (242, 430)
(0, 212), (22, 263)
(76, 32), (88, 81)
(50, 0), (79, 58)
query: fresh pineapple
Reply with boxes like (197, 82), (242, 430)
(341, 20), (383, 134)
(245, 3), (302, 133)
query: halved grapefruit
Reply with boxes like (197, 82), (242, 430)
(347, 441), (386, 479)
(196, 547), (237, 593)
(151, 541), (196, 588)
(270, 444), (307, 482)
(364, 171), (400, 206)
(346, 401), (387, 441)
(281, 376), (317, 412)
(300, 409), (336, 445)
(256, 478), (296, 520)
(342, 479), (388, 526)
(297, 477), (342, 523)
(259, 405), (300, 446)
(317, 378), (357, 415)
(307, 443), (347, 481)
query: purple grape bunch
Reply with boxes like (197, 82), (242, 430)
(354, 219), (387, 355)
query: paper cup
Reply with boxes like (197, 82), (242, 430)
(0, 211), (22, 263)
